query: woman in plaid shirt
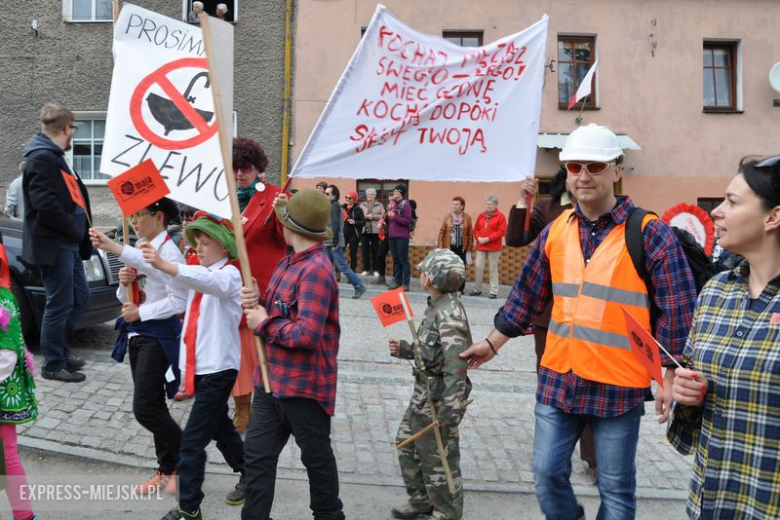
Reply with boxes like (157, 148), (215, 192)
(669, 155), (780, 519)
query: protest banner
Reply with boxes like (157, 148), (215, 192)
(101, 4), (233, 218)
(107, 159), (171, 217)
(622, 307), (665, 388)
(371, 287), (411, 327)
(292, 4), (548, 182)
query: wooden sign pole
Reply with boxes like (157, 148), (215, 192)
(200, 13), (271, 393)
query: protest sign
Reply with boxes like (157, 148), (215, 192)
(371, 287), (411, 327)
(292, 4), (548, 182)
(107, 159), (171, 216)
(61, 170), (88, 212)
(101, 4), (233, 217)
(622, 307), (664, 388)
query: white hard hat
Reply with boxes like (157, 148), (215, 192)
(559, 123), (623, 162)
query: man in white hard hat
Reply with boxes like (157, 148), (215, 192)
(461, 124), (697, 519)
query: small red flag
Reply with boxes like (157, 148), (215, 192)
(61, 169), (87, 212)
(622, 307), (664, 388)
(370, 287), (411, 327)
(107, 159), (171, 217)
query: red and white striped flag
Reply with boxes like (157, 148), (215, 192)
(567, 58), (599, 110)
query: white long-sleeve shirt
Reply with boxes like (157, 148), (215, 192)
(117, 231), (188, 324)
(174, 257), (242, 375)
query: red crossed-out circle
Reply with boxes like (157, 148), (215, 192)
(130, 57), (217, 151)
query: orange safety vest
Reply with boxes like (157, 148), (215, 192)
(542, 209), (655, 388)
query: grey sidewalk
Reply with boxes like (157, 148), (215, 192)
(17, 282), (693, 502)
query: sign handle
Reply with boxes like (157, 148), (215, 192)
(200, 13), (271, 394)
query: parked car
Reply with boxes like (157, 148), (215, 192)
(0, 216), (122, 344)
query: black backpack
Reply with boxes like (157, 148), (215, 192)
(625, 208), (724, 334)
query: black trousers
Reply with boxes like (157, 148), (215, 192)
(375, 238), (389, 278)
(128, 336), (182, 474)
(450, 245), (467, 293)
(178, 369), (245, 511)
(242, 389), (345, 520)
(361, 233), (379, 272)
(344, 229), (361, 271)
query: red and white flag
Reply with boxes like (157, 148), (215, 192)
(567, 58), (599, 110)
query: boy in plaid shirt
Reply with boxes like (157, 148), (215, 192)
(240, 189), (345, 520)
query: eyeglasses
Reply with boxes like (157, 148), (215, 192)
(345, 196), (353, 200)
(233, 164), (255, 175)
(129, 211), (154, 220)
(565, 161), (613, 176)
(66, 124), (79, 135)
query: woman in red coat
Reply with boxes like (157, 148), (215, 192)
(470, 195), (506, 299)
(232, 138), (289, 432)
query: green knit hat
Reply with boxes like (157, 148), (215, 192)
(184, 211), (237, 259)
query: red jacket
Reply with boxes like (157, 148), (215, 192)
(474, 209), (507, 252)
(242, 183), (289, 296)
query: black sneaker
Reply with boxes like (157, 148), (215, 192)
(391, 502), (433, 519)
(41, 369), (86, 383)
(225, 474), (246, 506)
(65, 356), (86, 370)
(161, 507), (202, 520)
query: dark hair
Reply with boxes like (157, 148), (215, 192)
(452, 196), (465, 208)
(739, 156), (780, 210)
(316, 181), (329, 189)
(327, 184), (340, 200)
(233, 137), (269, 173)
(550, 167), (568, 203)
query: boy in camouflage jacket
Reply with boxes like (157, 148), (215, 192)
(389, 248), (472, 520)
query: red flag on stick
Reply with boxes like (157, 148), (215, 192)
(107, 159), (171, 217)
(61, 169), (88, 212)
(371, 287), (411, 327)
(622, 307), (664, 388)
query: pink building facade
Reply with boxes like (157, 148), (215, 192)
(290, 0), (780, 246)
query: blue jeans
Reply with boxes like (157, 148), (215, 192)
(326, 246), (363, 290)
(532, 401), (643, 520)
(389, 238), (410, 286)
(39, 248), (90, 372)
(178, 369), (244, 512)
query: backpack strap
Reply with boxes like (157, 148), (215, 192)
(625, 208), (660, 335)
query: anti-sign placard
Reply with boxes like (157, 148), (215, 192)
(101, 4), (233, 218)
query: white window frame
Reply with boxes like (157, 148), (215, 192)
(182, 0), (239, 23)
(62, 0), (113, 23)
(66, 111), (109, 185)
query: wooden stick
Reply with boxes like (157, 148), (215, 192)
(398, 293), (456, 494)
(200, 13), (271, 393)
(396, 399), (473, 450)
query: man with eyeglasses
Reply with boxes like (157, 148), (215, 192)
(460, 124), (697, 519)
(22, 103), (93, 383)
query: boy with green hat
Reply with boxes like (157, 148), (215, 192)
(389, 248), (473, 520)
(140, 211), (245, 520)
(239, 189), (345, 520)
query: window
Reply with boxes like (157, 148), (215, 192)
(68, 113), (109, 183)
(703, 41), (739, 111)
(356, 180), (408, 204)
(558, 35), (597, 109)
(63, 0), (112, 22)
(443, 31), (483, 48)
(697, 197), (724, 214)
(183, 0), (238, 23)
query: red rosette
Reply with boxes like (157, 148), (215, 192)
(661, 203), (715, 255)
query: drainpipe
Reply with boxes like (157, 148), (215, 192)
(280, 0), (293, 184)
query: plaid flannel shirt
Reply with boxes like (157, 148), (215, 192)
(254, 243), (340, 415)
(668, 262), (780, 519)
(495, 196), (697, 417)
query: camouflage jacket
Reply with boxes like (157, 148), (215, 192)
(398, 292), (472, 426)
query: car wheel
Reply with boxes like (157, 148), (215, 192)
(10, 275), (38, 349)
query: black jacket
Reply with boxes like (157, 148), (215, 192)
(22, 133), (94, 266)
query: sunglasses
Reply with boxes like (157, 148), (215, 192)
(565, 161), (613, 176)
(756, 156), (780, 168)
(233, 164), (255, 174)
(192, 210), (234, 231)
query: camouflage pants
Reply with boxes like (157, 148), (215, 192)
(396, 401), (463, 520)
